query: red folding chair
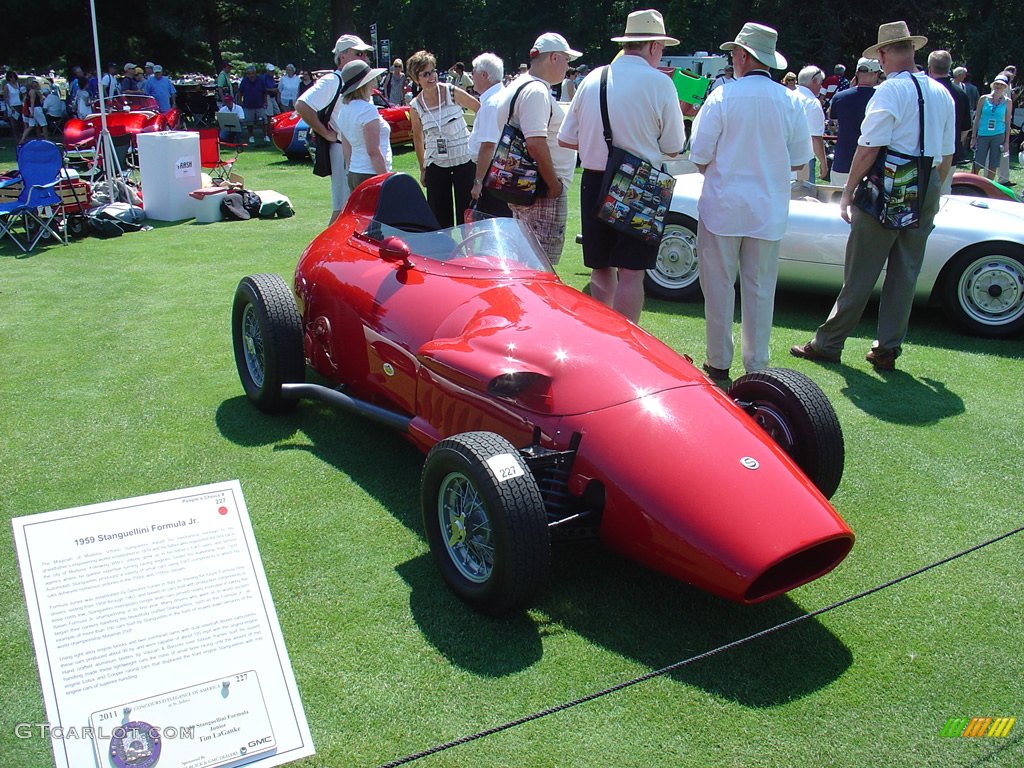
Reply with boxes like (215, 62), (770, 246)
(197, 127), (243, 182)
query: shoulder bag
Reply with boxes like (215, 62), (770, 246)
(594, 67), (675, 245)
(853, 74), (931, 229)
(482, 80), (551, 206)
(312, 73), (344, 178)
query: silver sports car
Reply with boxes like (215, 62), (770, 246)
(648, 173), (1024, 338)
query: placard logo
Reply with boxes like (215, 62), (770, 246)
(940, 716), (1016, 738)
(175, 156), (197, 178)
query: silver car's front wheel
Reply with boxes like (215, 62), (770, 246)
(645, 214), (702, 301)
(941, 245), (1024, 337)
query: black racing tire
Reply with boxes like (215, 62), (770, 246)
(644, 213), (702, 301)
(729, 368), (844, 499)
(231, 273), (305, 413)
(284, 151), (307, 162)
(421, 431), (550, 616)
(938, 243), (1024, 338)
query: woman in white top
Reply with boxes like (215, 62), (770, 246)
(75, 77), (92, 119)
(407, 50), (479, 227)
(336, 60), (392, 192)
(4, 71), (22, 134)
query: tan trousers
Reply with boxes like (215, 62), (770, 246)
(698, 221), (781, 373)
(812, 171), (941, 354)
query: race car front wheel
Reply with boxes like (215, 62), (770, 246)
(232, 273), (305, 413)
(421, 432), (550, 616)
(729, 368), (844, 500)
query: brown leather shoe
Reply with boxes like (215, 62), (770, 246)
(866, 346), (900, 370)
(789, 341), (840, 363)
(702, 362), (730, 381)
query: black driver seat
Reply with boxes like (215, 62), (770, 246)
(372, 173), (441, 234)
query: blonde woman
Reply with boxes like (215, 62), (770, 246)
(336, 60), (392, 191)
(971, 75), (1013, 179)
(407, 49), (479, 227)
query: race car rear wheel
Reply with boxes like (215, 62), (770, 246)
(939, 244), (1024, 338)
(232, 273), (305, 413)
(421, 432), (550, 616)
(729, 368), (844, 499)
(645, 213), (702, 301)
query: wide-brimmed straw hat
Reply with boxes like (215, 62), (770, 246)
(340, 60), (385, 96)
(720, 22), (787, 70)
(862, 21), (927, 59)
(611, 9), (680, 46)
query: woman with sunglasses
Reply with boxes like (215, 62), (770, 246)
(407, 50), (480, 227)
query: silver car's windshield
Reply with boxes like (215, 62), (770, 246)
(369, 216), (554, 274)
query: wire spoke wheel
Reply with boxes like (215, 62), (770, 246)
(438, 472), (494, 583)
(422, 432), (549, 615)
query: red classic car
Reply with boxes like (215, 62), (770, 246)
(231, 173), (854, 615)
(269, 89), (412, 160)
(62, 94), (181, 149)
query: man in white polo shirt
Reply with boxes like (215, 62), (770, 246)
(297, 34), (375, 224)
(495, 33), (580, 265)
(689, 22), (811, 381)
(791, 21), (954, 371)
(558, 10), (685, 322)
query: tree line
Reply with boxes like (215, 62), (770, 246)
(12, 0), (1021, 87)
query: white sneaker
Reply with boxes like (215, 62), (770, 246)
(264, 137), (270, 143)
(248, 137), (255, 145)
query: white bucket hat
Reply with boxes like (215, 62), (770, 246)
(610, 9), (680, 46)
(720, 22), (787, 70)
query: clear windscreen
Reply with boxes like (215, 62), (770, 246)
(367, 216), (554, 275)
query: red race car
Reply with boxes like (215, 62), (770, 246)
(269, 89), (412, 160)
(62, 94), (181, 149)
(231, 173), (854, 615)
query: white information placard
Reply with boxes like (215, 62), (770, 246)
(11, 481), (315, 768)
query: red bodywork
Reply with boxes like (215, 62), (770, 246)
(950, 171), (1021, 202)
(62, 95), (181, 149)
(294, 174), (854, 604)
(270, 89), (412, 155)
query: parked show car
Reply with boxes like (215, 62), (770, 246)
(649, 174), (1024, 338)
(62, 95), (181, 149)
(231, 173), (854, 615)
(948, 171), (1020, 203)
(269, 89), (412, 160)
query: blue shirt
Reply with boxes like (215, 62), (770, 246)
(237, 76), (267, 110)
(829, 86), (875, 173)
(143, 76), (176, 111)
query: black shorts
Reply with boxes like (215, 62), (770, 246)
(579, 169), (658, 271)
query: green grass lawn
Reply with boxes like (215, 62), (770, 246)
(1, 137), (1022, 768)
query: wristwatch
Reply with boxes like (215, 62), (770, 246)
(473, 178), (483, 185)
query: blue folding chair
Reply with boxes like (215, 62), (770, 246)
(0, 140), (68, 253)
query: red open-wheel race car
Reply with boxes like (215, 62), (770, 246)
(231, 173), (854, 615)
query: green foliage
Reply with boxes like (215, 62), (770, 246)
(10, 1), (1024, 82)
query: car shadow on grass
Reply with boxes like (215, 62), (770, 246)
(399, 540), (852, 706)
(217, 395), (852, 706)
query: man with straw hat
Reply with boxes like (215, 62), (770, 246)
(689, 22), (811, 382)
(557, 9), (685, 323)
(791, 21), (954, 371)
